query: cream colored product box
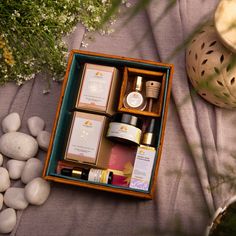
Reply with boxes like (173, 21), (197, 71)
(76, 63), (119, 115)
(64, 111), (112, 168)
(129, 146), (156, 191)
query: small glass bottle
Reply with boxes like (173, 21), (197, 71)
(123, 76), (147, 110)
(61, 167), (113, 184)
(142, 118), (157, 147)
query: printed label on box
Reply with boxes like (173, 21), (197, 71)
(79, 68), (113, 107)
(67, 116), (103, 160)
(129, 146), (156, 191)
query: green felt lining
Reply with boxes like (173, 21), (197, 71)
(46, 52), (172, 194)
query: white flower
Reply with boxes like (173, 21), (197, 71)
(107, 28), (115, 35)
(88, 5), (95, 12)
(16, 80), (23, 86)
(81, 41), (88, 48)
(126, 2), (131, 8)
(94, 16), (101, 22)
(43, 89), (50, 94)
(14, 10), (20, 17)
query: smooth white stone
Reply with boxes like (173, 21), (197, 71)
(27, 116), (45, 137)
(25, 177), (50, 206)
(0, 167), (10, 193)
(0, 153), (3, 166)
(6, 160), (25, 180)
(0, 193), (3, 210)
(4, 187), (29, 210)
(37, 131), (50, 151)
(21, 158), (43, 184)
(0, 208), (16, 234)
(2, 112), (21, 133)
(0, 132), (38, 160)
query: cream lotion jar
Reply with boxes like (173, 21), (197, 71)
(106, 113), (142, 145)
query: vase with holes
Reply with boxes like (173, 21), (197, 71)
(186, 0), (236, 109)
(205, 195), (236, 236)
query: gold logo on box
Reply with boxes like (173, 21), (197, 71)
(95, 71), (103, 77)
(83, 120), (93, 127)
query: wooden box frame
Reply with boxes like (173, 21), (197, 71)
(42, 50), (174, 199)
(118, 67), (166, 117)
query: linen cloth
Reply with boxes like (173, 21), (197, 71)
(1, 1), (236, 235)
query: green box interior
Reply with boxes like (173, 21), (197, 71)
(45, 52), (171, 193)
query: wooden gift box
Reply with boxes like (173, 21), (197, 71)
(42, 50), (174, 199)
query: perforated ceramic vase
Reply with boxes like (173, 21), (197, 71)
(186, 24), (236, 109)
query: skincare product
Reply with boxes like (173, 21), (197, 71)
(123, 76), (147, 110)
(61, 167), (113, 184)
(106, 113), (143, 145)
(146, 81), (161, 112)
(129, 119), (157, 191)
(65, 111), (112, 168)
(142, 118), (157, 147)
(76, 63), (119, 115)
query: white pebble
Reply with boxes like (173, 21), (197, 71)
(37, 131), (50, 151)
(0, 167), (10, 193)
(0, 132), (38, 160)
(2, 112), (21, 133)
(25, 177), (50, 206)
(27, 116), (45, 137)
(0, 208), (16, 234)
(4, 187), (29, 210)
(21, 158), (43, 184)
(6, 160), (25, 180)
(0, 193), (3, 210)
(0, 153), (3, 166)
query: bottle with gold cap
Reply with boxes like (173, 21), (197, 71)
(129, 118), (157, 191)
(123, 76), (147, 110)
(61, 167), (113, 184)
(142, 118), (157, 147)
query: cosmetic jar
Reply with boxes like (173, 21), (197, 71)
(106, 113), (143, 145)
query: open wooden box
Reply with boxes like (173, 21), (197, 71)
(42, 50), (174, 199)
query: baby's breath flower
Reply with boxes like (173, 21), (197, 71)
(43, 89), (50, 94)
(0, 0), (129, 85)
(81, 41), (88, 48)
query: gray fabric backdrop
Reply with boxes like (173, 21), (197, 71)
(1, 1), (236, 235)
